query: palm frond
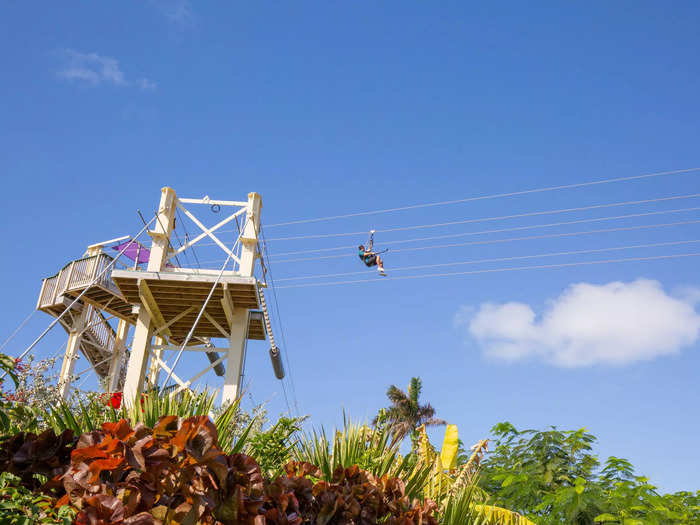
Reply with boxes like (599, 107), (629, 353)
(408, 377), (422, 405)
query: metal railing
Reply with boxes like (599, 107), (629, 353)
(83, 305), (116, 355)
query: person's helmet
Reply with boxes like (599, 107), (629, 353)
(358, 245), (364, 250)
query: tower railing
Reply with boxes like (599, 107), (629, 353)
(38, 253), (119, 309)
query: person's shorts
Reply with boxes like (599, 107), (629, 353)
(364, 255), (377, 267)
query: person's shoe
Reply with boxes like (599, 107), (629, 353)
(378, 267), (386, 276)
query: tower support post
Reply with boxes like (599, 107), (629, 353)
(222, 309), (248, 405)
(122, 187), (177, 407)
(221, 192), (261, 404)
(148, 336), (165, 386)
(57, 306), (88, 400)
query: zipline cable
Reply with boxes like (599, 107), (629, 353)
(2, 216), (157, 380)
(276, 252), (700, 289)
(271, 216), (700, 264)
(275, 239), (700, 282)
(263, 193), (700, 243)
(264, 167), (700, 227)
(266, 205), (700, 256)
(0, 310), (37, 354)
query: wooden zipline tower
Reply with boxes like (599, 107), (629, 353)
(37, 187), (271, 405)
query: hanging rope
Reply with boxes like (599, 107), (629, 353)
(261, 226), (300, 417)
(257, 287), (276, 349)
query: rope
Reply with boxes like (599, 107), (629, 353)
(264, 167), (700, 227)
(2, 216), (157, 380)
(265, 193), (700, 242)
(275, 239), (700, 282)
(275, 252), (700, 289)
(257, 287), (276, 348)
(271, 217), (700, 264)
(261, 226), (300, 417)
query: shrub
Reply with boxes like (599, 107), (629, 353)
(0, 416), (441, 524)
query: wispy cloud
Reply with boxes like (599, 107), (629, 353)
(56, 49), (156, 91)
(137, 77), (158, 91)
(150, 0), (194, 27)
(456, 279), (700, 367)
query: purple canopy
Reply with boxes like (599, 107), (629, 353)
(112, 240), (176, 268)
(112, 240), (151, 263)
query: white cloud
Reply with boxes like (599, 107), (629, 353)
(56, 49), (156, 91)
(457, 279), (700, 367)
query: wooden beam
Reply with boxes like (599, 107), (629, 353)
(138, 280), (171, 337)
(203, 312), (230, 338)
(154, 306), (196, 337)
(167, 207), (246, 260)
(175, 203), (241, 264)
(221, 283), (235, 327)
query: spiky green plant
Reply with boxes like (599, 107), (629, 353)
(42, 389), (254, 454)
(294, 414), (432, 500)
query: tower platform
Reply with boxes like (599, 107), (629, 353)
(37, 254), (136, 322)
(111, 269), (266, 342)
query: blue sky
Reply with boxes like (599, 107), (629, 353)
(1, 2), (699, 492)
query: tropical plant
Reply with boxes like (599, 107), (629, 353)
(248, 416), (303, 479)
(480, 422), (700, 524)
(294, 415), (433, 501)
(416, 423), (534, 524)
(0, 472), (76, 525)
(0, 428), (75, 492)
(374, 376), (446, 447)
(1, 415), (446, 524)
(442, 485), (536, 525)
(41, 389), (255, 455)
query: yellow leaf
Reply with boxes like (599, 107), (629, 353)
(472, 504), (537, 525)
(417, 425), (436, 462)
(440, 424), (459, 471)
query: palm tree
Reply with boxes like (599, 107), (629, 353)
(374, 377), (446, 445)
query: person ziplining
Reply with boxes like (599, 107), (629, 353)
(358, 230), (387, 276)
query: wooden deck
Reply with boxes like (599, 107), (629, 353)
(111, 269), (266, 342)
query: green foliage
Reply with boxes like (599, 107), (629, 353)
(0, 354), (61, 437)
(248, 416), (303, 479)
(0, 472), (75, 524)
(480, 422), (700, 524)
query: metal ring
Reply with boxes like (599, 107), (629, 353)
(211, 204), (221, 213)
